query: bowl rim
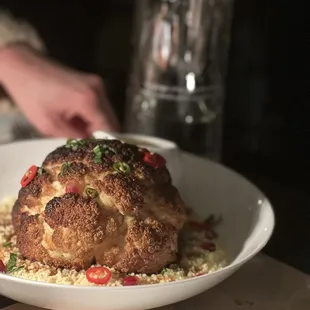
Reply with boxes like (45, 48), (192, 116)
(0, 138), (275, 291)
(109, 132), (179, 151)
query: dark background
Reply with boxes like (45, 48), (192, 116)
(0, 0), (309, 273)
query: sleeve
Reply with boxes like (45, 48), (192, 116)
(0, 10), (45, 53)
(0, 10), (46, 113)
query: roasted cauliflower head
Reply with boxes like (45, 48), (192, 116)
(12, 139), (186, 273)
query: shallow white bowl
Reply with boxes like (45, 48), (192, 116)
(0, 139), (275, 310)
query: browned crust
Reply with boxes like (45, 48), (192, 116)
(44, 140), (136, 173)
(44, 194), (101, 230)
(111, 219), (178, 273)
(17, 213), (50, 265)
(13, 138), (187, 273)
(18, 172), (52, 199)
(57, 162), (89, 181)
(99, 173), (145, 215)
(12, 199), (21, 231)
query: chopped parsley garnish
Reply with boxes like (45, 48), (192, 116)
(6, 253), (23, 273)
(161, 268), (169, 275)
(113, 162), (131, 175)
(2, 241), (12, 248)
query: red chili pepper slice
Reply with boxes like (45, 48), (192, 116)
(143, 152), (166, 169)
(123, 275), (139, 286)
(200, 242), (216, 252)
(65, 182), (80, 194)
(86, 266), (111, 285)
(0, 260), (5, 272)
(20, 165), (38, 187)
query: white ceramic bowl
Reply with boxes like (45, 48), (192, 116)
(0, 139), (275, 310)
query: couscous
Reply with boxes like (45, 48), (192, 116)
(0, 196), (228, 286)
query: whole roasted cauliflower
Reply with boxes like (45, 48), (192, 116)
(12, 139), (186, 273)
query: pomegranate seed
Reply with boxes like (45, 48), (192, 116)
(200, 242), (216, 252)
(0, 260), (6, 272)
(123, 276), (139, 286)
(65, 182), (80, 194)
(205, 229), (218, 240)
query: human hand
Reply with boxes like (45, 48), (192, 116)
(0, 44), (119, 138)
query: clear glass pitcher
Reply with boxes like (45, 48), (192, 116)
(125, 0), (234, 161)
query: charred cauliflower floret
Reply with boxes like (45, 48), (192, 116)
(12, 139), (186, 273)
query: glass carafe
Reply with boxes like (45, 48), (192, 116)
(126, 0), (234, 161)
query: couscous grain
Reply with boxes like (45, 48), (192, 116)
(0, 196), (228, 286)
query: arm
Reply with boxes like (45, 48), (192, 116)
(0, 43), (39, 88)
(0, 10), (119, 137)
(0, 10), (45, 112)
(0, 10), (45, 54)
(0, 43), (119, 138)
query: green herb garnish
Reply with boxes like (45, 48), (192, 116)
(93, 144), (116, 164)
(37, 167), (44, 176)
(12, 266), (24, 272)
(113, 162), (131, 175)
(93, 144), (117, 163)
(102, 145), (116, 155)
(65, 139), (87, 151)
(85, 188), (99, 199)
(59, 162), (72, 177)
(93, 145), (103, 163)
(65, 139), (79, 151)
(6, 253), (23, 273)
(2, 241), (12, 248)
(6, 253), (17, 272)
(127, 149), (135, 162)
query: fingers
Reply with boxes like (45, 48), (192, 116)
(61, 96), (118, 138)
(26, 73), (120, 138)
(37, 92), (119, 139)
(86, 74), (120, 132)
(36, 115), (89, 138)
(81, 101), (119, 135)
